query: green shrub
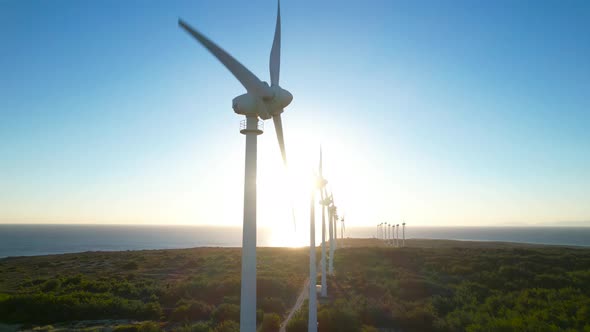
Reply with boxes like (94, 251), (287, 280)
(178, 322), (210, 332)
(212, 303), (240, 323)
(123, 262), (139, 270)
(113, 325), (139, 332)
(170, 300), (213, 322)
(137, 321), (161, 332)
(286, 315), (307, 332)
(40, 279), (61, 292)
(259, 297), (286, 315)
(214, 320), (239, 332)
(259, 313), (281, 332)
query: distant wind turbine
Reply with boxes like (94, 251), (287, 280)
(318, 148), (329, 297)
(308, 170), (318, 332)
(402, 222), (406, 247)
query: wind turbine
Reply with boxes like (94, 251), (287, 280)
(178, 2), (292, 331)
(396, 224), (400, 247)
(328, 195), (336, 275)
(331, 197), (338, 251)
(340, 216), (345, 241)
(308, 171), (318, 332)
(318, 148), (328, 297)
(402, 222), (406, 247)
(388, 223), (392, 246)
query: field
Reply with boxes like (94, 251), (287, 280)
(1, 240), (589, 331)
(288, 240), (590, 332)
(0, 247), (308, 331)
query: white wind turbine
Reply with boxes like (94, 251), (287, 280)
(308, 168), (319, 332)
(318, 148), (329, 297)
(178, 2), (292, 330)
(402, 221), (406, 247)
(331, 196), (338, 251)
(388, 223), (392, 246)
(340, 216), (345, 242)
(328, 193), (336, 275)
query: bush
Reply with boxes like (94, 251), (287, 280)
(214, 320), (240, 332)
(170, 300), (213, 322)
(113, 321), (160, 332)
(113, 325), (139, 332)
(40, 279), (60, 292)
(178, 322), (210, 332)
(212, 303), (240, 323)
(260, 313), (282, 332)
(317, 303), (361, 332)
(123, 262), (139, 270)
(259, 297), (286, 315)
(137, 321), (161, 332)
(0, 292), (161, 324)
(286, 318), (307, 332)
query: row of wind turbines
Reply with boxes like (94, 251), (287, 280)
(178, 1), (345, 331)
(308, 148), (345, 331)
(378, 222), (407, 247)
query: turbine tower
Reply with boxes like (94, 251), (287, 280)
(340, 216), (345, 243)
(308, 175), (318, 332)
(327, 193), (334, 275)
(328, 197), (336, 275)
(396, 224), (400, 247)
(389, 223), (392, 246)
(318, 148), (328, 297)
(402, 222), (406, 247)
(178, 3), (292, 331)
(332, 196), (338, 252)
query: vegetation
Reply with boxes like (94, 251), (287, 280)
(287, 243), (590, 331)
(0, 247), (307, 330)
(2, 240), (589, 331)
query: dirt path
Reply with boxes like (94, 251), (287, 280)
(280, 277), (310, 332)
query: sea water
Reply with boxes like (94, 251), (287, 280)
(0, 224), (588, 258)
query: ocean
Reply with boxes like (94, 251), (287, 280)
(0, 224), (589, 258)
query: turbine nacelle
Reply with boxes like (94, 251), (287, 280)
(232, 85), (293, 120)
(233, 93), (268, 118)
(266, 85), (293, 116)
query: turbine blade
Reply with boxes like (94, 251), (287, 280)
(272, 114), (287, 166)
(178, 19), (272, 98)
(269, 0), (281, 86)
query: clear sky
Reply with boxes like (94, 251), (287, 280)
(1, 0), (589, 230)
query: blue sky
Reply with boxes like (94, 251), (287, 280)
(1, 0), (589, 228)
